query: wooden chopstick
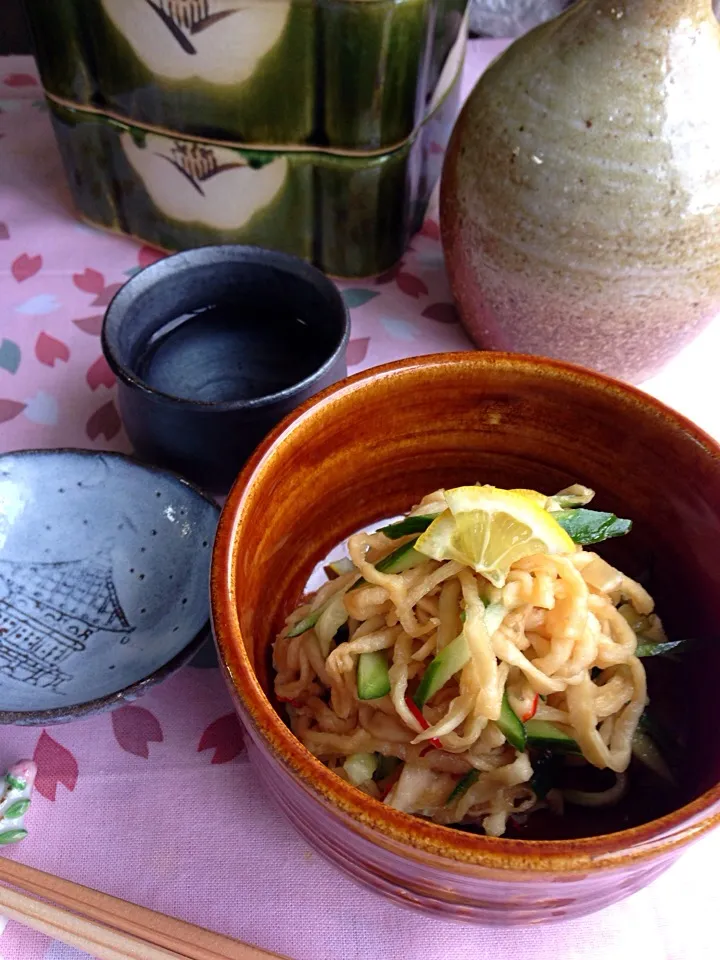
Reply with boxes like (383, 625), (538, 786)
(0, 887), (186, 960)
(0, 858), (289, 960)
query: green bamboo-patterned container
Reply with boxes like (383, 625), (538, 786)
(26, 0), (468, 276)
(25, 0), (467, 149)
(321, 0), (468, 149)
(25, 0), (316, 147)
(48, 58), (461, 278)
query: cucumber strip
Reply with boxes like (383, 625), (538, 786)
(484, 602), (507, 637)
(445, 769), (480, 806)
(287, 589), (351, 641)
(496, 693), (527, 752)
(315, 592), (349, 658)
(349, 538), (427, 591)
(414, 604), (507, 708)
(286, 604), (325, 639)
(324, 558), (356, 579)
(374, 755), (401, 781)
(638, 711), (685, 758)
(343, 753), (379, 786)
(554, 508), (632, 545)
(413, 632), (469, 707)
(357, 651), (391, 700)
(548, 486), (595, 510)
(378, 515), (435, 539)
(529, 752), (558, 801)
(525, 719), (581, 753)
(635, 638), (689, 658)
(632, 729), (674, 782)
(375, 539), (425, 574)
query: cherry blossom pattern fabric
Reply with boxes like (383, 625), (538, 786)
(1, 43), (720, 960)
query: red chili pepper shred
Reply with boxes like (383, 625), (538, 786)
(405, 694), (442, 750)
(522, 694), (539, 723)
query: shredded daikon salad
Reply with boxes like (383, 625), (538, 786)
(273, 484), (683, 837)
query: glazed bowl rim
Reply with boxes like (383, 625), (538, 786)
(0, 447), (220, 725)
(211, 352), (720, 872)
(101, 244), (351, 413)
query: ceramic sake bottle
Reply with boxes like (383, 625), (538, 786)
(441, 0), (720, 382)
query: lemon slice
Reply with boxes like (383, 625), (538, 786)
(415, 485), (575, 587)
(508, 488), (549, 509)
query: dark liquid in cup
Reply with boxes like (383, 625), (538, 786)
(135, 304), (326, 403)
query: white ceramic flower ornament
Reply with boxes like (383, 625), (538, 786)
(0, 760), (37, 845)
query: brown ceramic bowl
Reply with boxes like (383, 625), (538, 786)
(211, 352), (720, 924)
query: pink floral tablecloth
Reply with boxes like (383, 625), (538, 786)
(1, 40), (720, 960)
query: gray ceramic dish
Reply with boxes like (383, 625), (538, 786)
(0, 449), (219, 725)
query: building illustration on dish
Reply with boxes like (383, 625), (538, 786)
(0, 557), (133, 693)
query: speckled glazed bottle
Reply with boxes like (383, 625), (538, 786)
(441, 0), (720, 382)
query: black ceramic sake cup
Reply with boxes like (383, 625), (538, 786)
(102, 245), (350, 493)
